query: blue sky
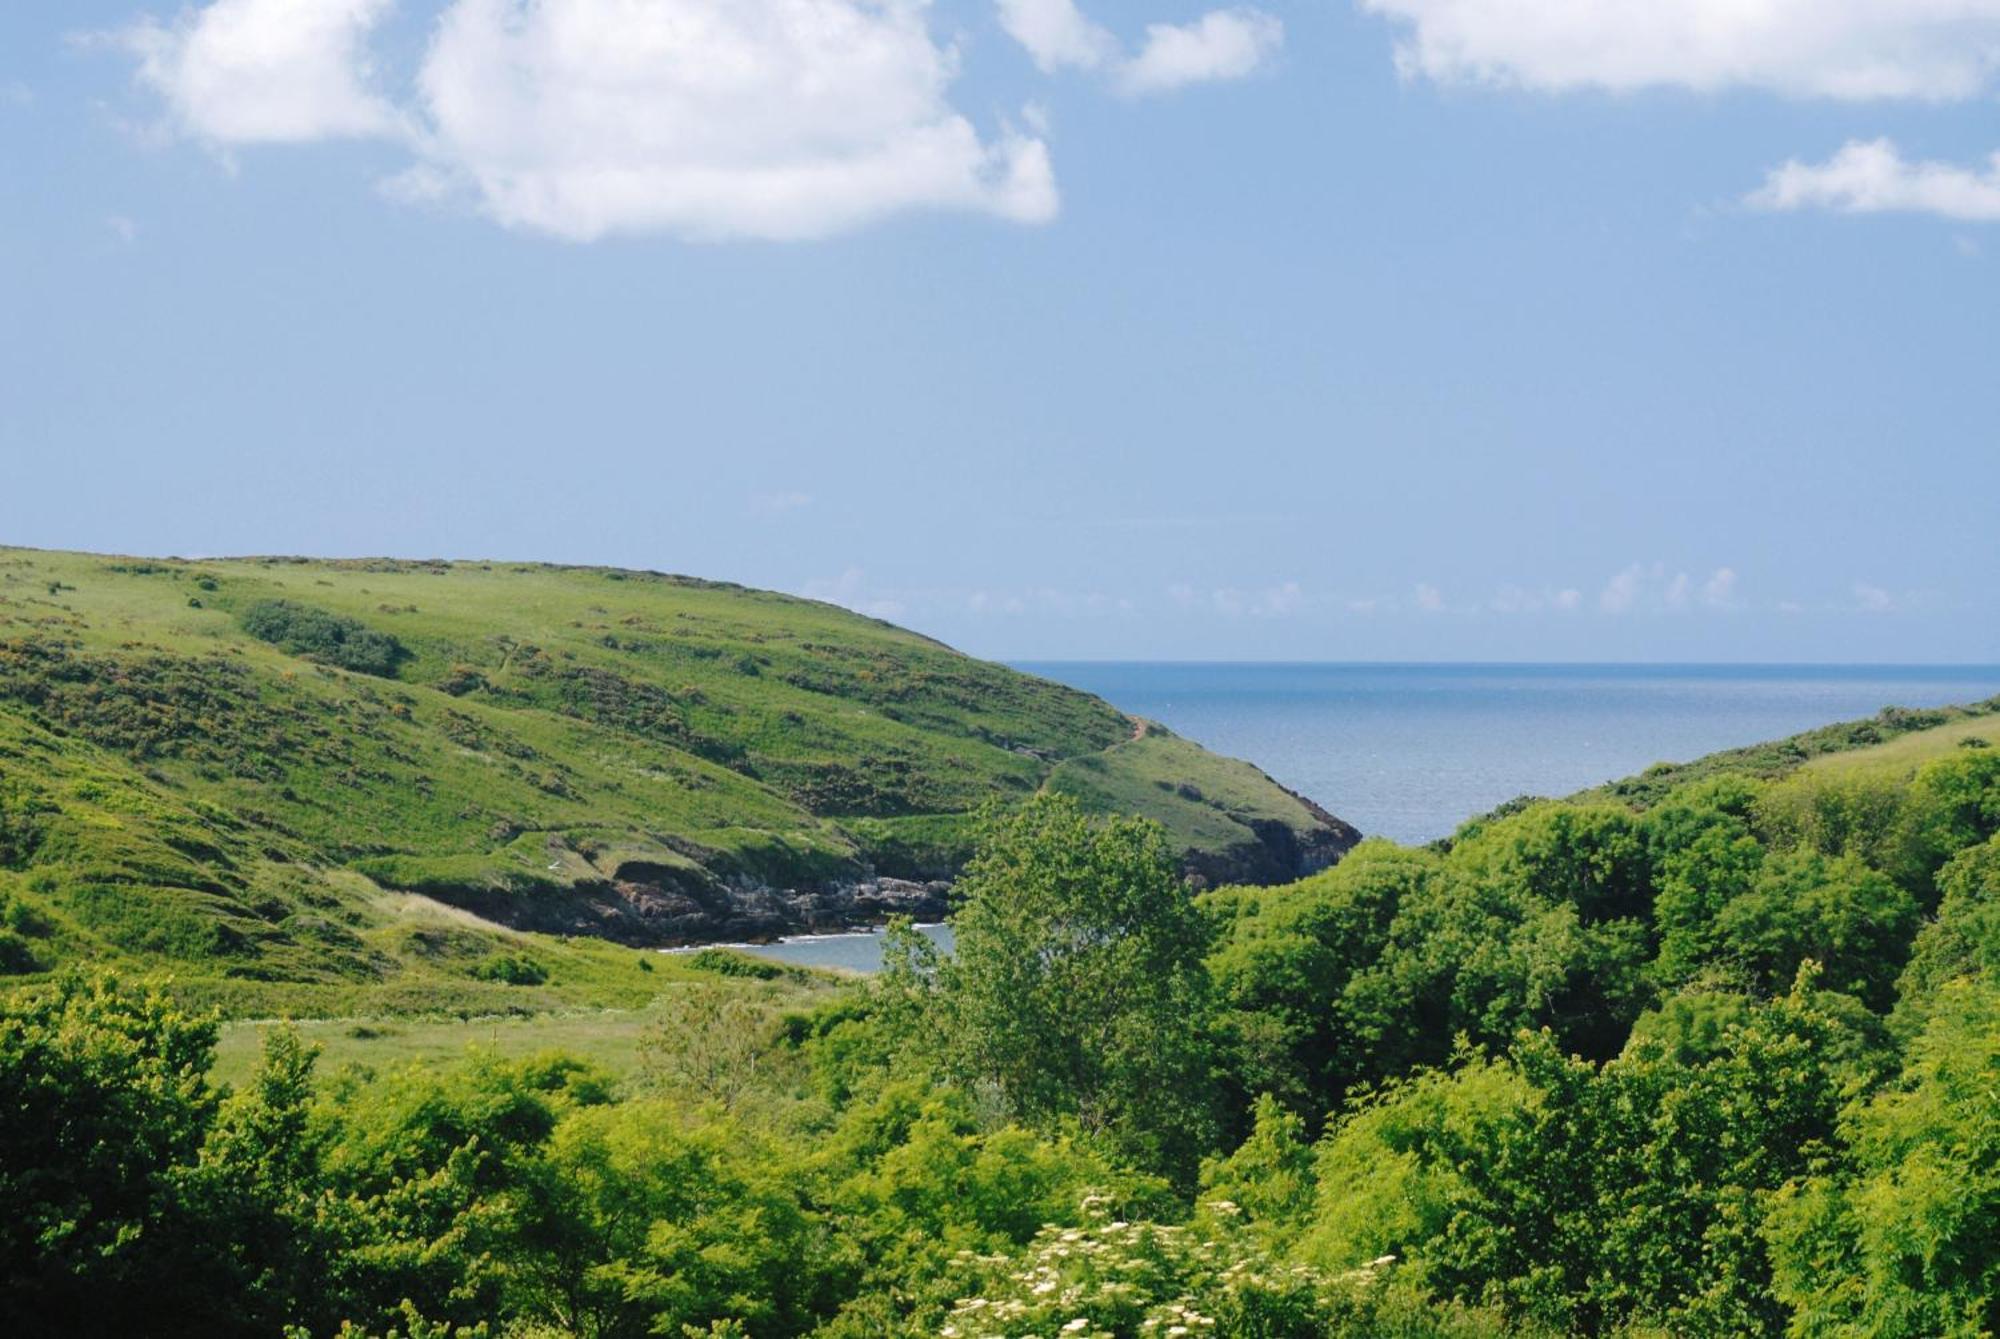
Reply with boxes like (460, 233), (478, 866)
(2, 1), (1997, 662)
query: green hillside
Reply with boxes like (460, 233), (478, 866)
(0, 547), (1353, 1012)
(1566, 693), (2000, 810)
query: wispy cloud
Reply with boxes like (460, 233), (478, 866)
(1169, 580), (1307, 618)
(1489, 584), (1583, 615)
(106, 215), (140, 244)
(1853, 582), (1896, 613)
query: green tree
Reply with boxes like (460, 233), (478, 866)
(919, 794), (1218, 1182)
(1712, 850), (1917, 1010)
(1204, 841), (1426, 1126)
(1768, 977), (2000, 1338)
(1308, 979), (1864, 1335)
(1896, 833), (2000, 1022)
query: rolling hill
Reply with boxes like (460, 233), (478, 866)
(0, 546), (1355, 1012)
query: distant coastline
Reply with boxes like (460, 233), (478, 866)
(1015, 662), (2000, 844)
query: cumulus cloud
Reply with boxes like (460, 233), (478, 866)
(1602, 562), (1744, 614)
(1749, 138), (2000, 222)
(996, 0), (1117, 72)
(1414, 582), (1445, 613)
(1599, 564), (1645, 614)
(110, 0), (1060, 242)
(408, 0), (1057, 242)
(996, 2), (1282, 96)
(1360, 0), (2000, 100)
(119, 0), (399, 144)
(1117, 8), (1284, 95)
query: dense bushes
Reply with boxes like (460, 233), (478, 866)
(5, 743), (2000, 1336)
(241, 601), (409, 678)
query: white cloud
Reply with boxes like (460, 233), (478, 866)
(1853, 582), (1896, 613)
(1118, 8), (1283, 96)
(410, 0), (1057, 242)
(997, 2), (1282, 96)
(1255, 581), (1304, 616)
(2, 82), (31, 108)
(1414, 582), (1445, 613)
(996, 0), (1117, 72)
(1599, 563), (1645, 614)
(120, 0), (398, 144)
(1600, 562), (1745, 614)
(1490, 583), (1588, 614)
(1664, 571), (1692, 610)
(107, 215), (140, 244)
(1169, 580), (1304, 617)
(1749, 138), (2000, 222)
(1361, 0), (2000, 100)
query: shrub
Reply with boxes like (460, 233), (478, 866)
(239, 601), (408, 678)
(686, 947), (784, 980)
(470, 953), (548, 986)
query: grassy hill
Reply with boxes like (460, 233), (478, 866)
(0, 546), (1353, 1013)
(1567, 693), (2000, 810)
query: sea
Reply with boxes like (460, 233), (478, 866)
(726, 663), (2000, 971)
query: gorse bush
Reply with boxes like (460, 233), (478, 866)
(240, 600), (409, 678)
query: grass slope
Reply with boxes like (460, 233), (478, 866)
(1569, 695), (2000, 810)
(0, 546), (1346, 1011)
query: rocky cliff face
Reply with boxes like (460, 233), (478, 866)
(425, 870), (952, 947)
(420, 792), (1359, 947)
(1181, 787), (1363, 889)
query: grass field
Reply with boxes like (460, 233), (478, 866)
(1570, 694), (2000, 809)
(210, 961), (841, 1088)
(0, 546), (1349, 1016)
(1802, 713), (2000, 779)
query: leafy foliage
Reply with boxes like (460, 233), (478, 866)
(898, 794), (1218, 1182)
(241, 600), (410, 678)
(4, 611), (2000, 1337)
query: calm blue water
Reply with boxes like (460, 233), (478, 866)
(737, 663), (2000, 971)
(674, 923), (952, 974)
(1019, 663), (2000, 845)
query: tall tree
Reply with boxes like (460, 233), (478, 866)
(917, 794), (1217, 1181)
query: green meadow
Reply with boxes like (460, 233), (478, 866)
(0, 546), (1345, 1015)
